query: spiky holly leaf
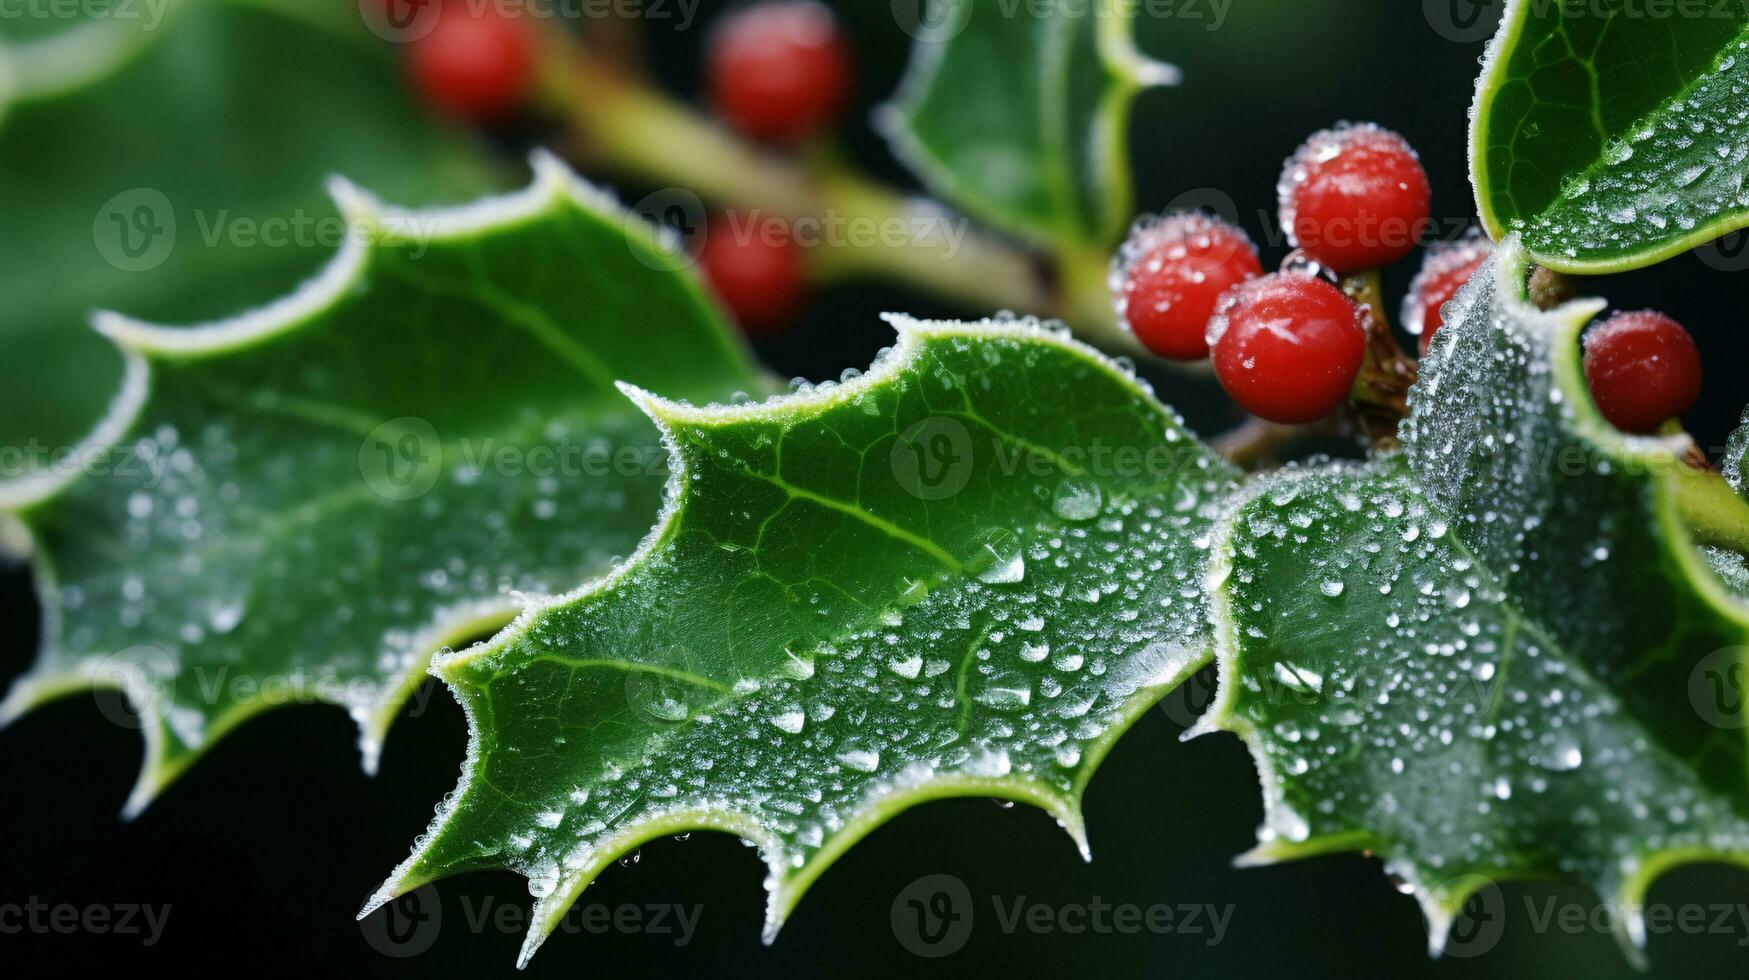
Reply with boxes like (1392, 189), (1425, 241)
(0, 154), (762, 815)
(1201, 239), (1749, 961)
(0, 0), (491, 455)
(881, 0), (1175, 250)
(1471, 0), (1749, 272)
(364, 317), (1238, 966)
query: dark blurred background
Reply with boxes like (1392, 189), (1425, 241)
(4, 1), (1747, 976)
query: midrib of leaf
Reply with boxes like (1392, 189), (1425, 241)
(1, 152), (764, 813)
(1202, 240), (1749, 960)
(1473, 0), (1749, 271)
(367, 317), (1237, 966)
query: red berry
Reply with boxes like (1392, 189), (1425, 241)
(1279, 123), (1432, 273)
(1208, 273), (1367, 424)
(1582, 311), (1703, 434)
(405, 1), (534, 121)
(1113, 214), (1263, 361)
(707, 2), (852, 143)
(1404, 236), (1493, 355)
(699, 213), (807, 338)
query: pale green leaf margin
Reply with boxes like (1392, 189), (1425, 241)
(361, 315), (1211, 967)
(1470, 0), (1749, 274)
(879, 0), (1178, 248)
(0, 151), (707, 817)
(1197, 237), (1749, 960)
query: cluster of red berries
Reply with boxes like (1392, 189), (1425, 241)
(402, 0), (848, 338)
(1115, 123), (1703, 433)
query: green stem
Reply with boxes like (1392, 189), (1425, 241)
(1675, 464), (1749, 556)
(538, 41), (1066, 332)
(1341, 269), (1418, 449)
(534, 34), (1143, 355)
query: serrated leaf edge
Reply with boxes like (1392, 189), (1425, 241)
(364, 313), (1211, 968)
(1471, 0), (1749, 273)
(876, 0), (1177, 249)
(0, 149), (709, 815)
(1196, 241), (1749, 964)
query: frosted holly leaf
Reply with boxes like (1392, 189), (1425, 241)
(0, 0), (490, 458)
(1201, 460), (1749, 961)
(1712, 408), (1749, 597)
(1403, 237), (1749, 791)
(1472, 0), (1749, 272)
(363, 317), (1239, 966)
(1201, 239), (1749, 962)
(881, 0), (1176, 249)
(1729, 406), (1748, 497)
(0, 153), (762, 815)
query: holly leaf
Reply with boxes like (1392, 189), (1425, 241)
(1712, 408), (1749, 596)
(363, 317), (1238, 966)
(1201, 239), (1749, 960)
(881, 0), (1176, 250)
(1471, 0), (1749, 272)
(0, 0), (492, 455)
(0, 153), (762, 815)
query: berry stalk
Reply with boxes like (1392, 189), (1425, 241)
(1341, 269), (1417, 448)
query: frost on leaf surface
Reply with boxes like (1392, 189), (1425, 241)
(1204, 240), (1749, 959)
(1472, 0), (1749, 271)
(0, 154), (761, 815)
(881, 0), (1176, 248)
(367, 317), (1238, 966)
(0, 0), (490, 457)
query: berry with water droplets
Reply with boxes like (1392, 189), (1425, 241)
(1582, 311), (1703, 434)
(707, 2), (852, 143)
(1208, 273), (1367, 424)
(699, 214), (807, 338)
(405, 2), (535, 121)
(1404, 236), (1493, 354)
(1280, 123), (1431, 273)
(1112, 214), (1263, 361)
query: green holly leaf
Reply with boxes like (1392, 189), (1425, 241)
(1201, 239), (1749, 960)
(1471, 0), (1749, 272)
(881, 0), (1176, 250)
(0, 0), (492, 455)
(1713, 408), (1749, 595)
(0, 154), (762, 815)
(363, 317), (1238, 966)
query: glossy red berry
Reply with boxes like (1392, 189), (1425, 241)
(1280, 123), (1432, 273)
(707, 2), (852, 143)
(1582, 311), (1703, 434)
(1404, 236), (1493, 355)
(1209, 273), (1367, 424)
(406, 1), (535, 121)
(1113, 214), (1263, 361)
(699, 214), (807, 338)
